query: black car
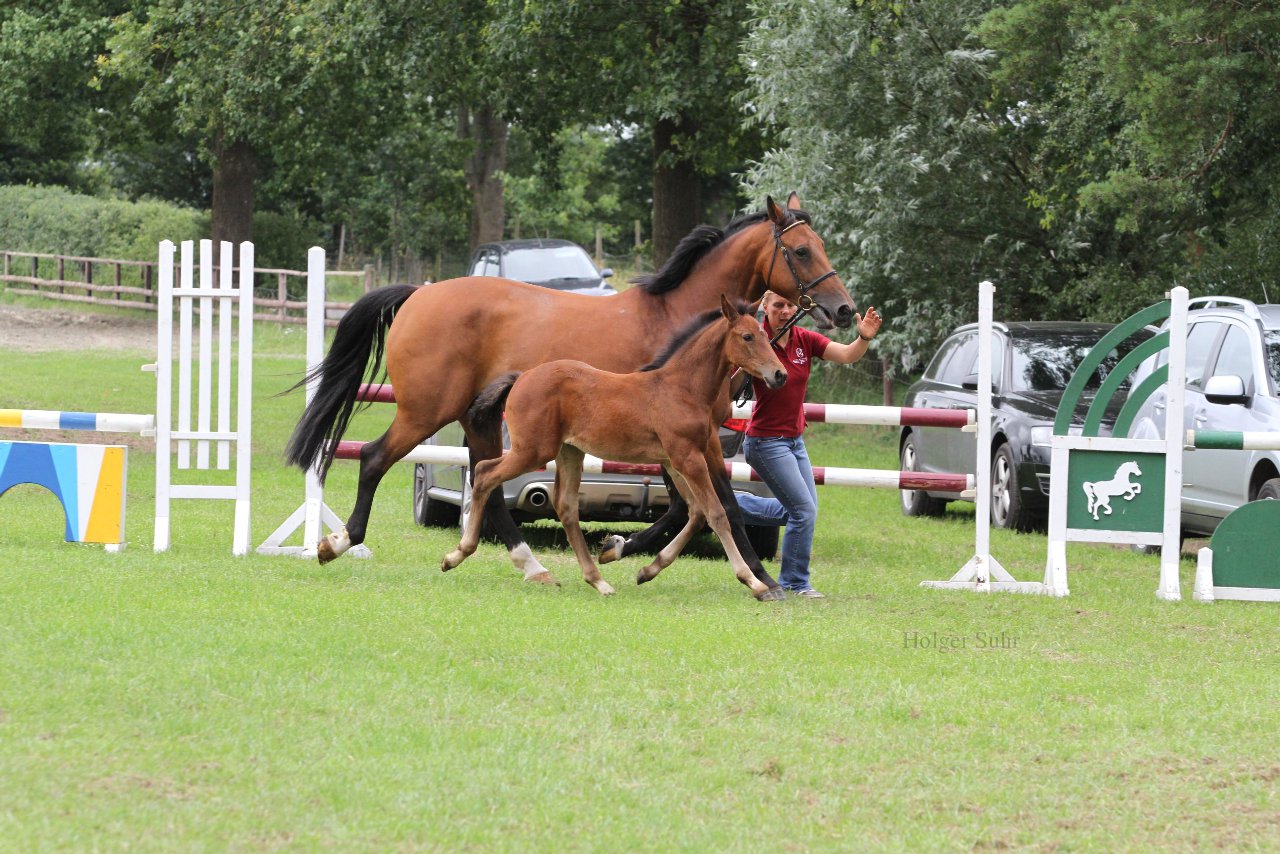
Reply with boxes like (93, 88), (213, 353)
(900, 321), (1156, 531)
(467, 238), (616, 295)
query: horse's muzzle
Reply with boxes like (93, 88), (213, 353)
(810, 300), (856, 330)
(833, 303), (855, 328)
(764, 369), (787, 389)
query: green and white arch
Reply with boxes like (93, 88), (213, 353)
(1044, 287), (1188, 600)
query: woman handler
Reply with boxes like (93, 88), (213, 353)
(736, 292), (882, 598)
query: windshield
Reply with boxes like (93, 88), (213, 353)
(503, 246), (599, 284)
(1009, 329), (1155, 393)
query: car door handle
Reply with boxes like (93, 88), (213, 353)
(1194, 409), (1209, 426)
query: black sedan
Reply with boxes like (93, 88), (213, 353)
(900, 321), (1155, 531)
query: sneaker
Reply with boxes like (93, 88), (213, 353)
(791, 588), (826, 599)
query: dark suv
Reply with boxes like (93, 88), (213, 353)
(900, 321), (1155, 531)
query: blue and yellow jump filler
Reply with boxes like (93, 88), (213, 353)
(0, 440), (128, 546)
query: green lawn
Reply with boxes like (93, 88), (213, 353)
(1, 313), (1277, 851)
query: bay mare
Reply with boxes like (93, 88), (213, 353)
(285, 194), (855, 588)
(442, 297), (788, 599)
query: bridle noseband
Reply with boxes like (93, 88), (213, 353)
(767, 218), (839, 312)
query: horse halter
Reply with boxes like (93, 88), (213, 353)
(767, 219), (839, 311)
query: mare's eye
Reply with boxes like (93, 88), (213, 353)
(795, 246), (810, 259)
(743, 333), (754, 342)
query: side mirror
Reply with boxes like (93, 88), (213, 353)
(961, 373), (979, 390)
(600, 268), (614, 279)
(1204, 374), (1249, 405)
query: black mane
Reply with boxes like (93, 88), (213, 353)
(631, 207), (813, 295)
(640, 299), (756, 372)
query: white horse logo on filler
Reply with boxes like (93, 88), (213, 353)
(1083, 460), (1143, 521)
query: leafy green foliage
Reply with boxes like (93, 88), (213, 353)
(0, 184), (321, 269)
(501, 126), (624, 249)
(744, 0), (1043, 367)
(746, 0), (1280, 366)
(0, 2), (131, 189)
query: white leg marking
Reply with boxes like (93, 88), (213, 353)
(326, 529), (352, 557)
(510, 543), (551, 579)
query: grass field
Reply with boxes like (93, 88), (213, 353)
(1, 309), (1277, 852)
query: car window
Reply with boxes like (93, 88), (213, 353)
(954, 334), (1006, 388)
(1211, 324), (1255, 388)
(470, 249), (499, 277)
(1185, 321), (1222, 390)
(933, 333), (978, 386)
(503, 247), (599, 284)
(923, 334), (965, 380)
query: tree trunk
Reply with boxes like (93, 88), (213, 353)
(459, 105), (508, 249)
(211, 135), (257, 246)
(651, 116), (701, 268)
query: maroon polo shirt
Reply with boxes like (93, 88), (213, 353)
(747, 323), (831, 438)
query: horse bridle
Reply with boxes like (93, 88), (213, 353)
(767, 218), (839, 312)
(729, 216), (838, 406)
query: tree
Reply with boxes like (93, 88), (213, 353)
(979, 0), (1280, 315)
(98, 0), (400, 245)
(488, 0), (769, 264)
(0, 2), (131, 190)
(742, 0), (1043, 364)
(743, 0), (1280, 369)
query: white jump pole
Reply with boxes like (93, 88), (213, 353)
(257, 247), (370, 558)
(920, 280), (1045, 594)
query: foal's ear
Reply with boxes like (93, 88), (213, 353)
(720, 293), (735, 321)
(786, 191), (803, 210)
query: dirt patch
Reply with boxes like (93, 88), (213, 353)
(0, 304), (155, 353)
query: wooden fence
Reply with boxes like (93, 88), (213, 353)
(1, 250), (376, 327)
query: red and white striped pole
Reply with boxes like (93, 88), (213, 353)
(331, 440), (974, 495)
(357, 383), (975, 430)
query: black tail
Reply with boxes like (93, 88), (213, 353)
(466, 372), (521, 438)
(284, 284), (418, 481)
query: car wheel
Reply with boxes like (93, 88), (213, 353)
(1258, 477), (1280, 501)
(413, 463), (460, 528)
(900, 433), (946, 517)
(745, 524), (779, 561)
(990, 442), (1033, 532)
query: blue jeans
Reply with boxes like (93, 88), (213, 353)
(735, 435), (818, 591)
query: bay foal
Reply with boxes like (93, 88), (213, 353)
(441, 296), (788, 600)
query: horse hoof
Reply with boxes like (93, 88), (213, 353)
(598, 534), (627, 564)
(756, 587), (787, 602)
(316, 541), (336, 565)
(636, 565), (660, 585)
(593, 580), (616, 596)
(526, 571), (560, 586)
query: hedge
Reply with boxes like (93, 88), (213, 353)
(0, 185), (325, 270)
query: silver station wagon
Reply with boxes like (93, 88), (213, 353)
(1127, 297), (1280, 536)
